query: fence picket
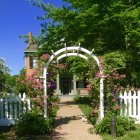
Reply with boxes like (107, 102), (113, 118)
(14, 99), (17, 119)
(120, 89), (140, 123)
(27, 99), (31, 111)
(124, 91), (127, 116)
(18, 97), (22, 117)
(1, 90), (140, 126)
(133, 90), (136, 117)
(138, 90), (140, 121)
(0, 99), (4, 119)
(9, 96), (12, 119)
(5, 98), (8, 118)
(1, 99), (4, 118)
(128, 90), (132, 116)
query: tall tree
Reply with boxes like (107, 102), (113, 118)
(0, 58), (10, 93)
(31, 0), (140, 87)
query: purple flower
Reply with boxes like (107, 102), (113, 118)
(47, 73), (52, 78)
(48, 81), (56, 90)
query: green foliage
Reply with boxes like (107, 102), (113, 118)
(73, 95), (81, 103)
(15, 75), (27, 94)
(16, 109), (55, 135)
(73, 95), (90, 105)
(19, 34), (40, 45)
(95, 115), (136, 137)
(103, 51), (126, 70)
(5, 74), (17, 93)
(49, 96), (59, 103)
(30, 0), (140, 87)
(0, 70), (6, 93)
(0, 58), (10, 93)
(19, 68), (26, 75)
(66, 56), (89, 79)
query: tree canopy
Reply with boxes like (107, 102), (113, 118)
(31, 0), (140, 87)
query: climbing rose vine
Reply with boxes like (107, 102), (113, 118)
(16, 53), (57, 113)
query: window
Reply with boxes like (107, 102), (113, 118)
(76, 79), (88, 88)
(76, 80), (84, 88)
(29, 56), (35, 69)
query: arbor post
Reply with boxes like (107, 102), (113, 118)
(43, 68), (47, 117)
(100, 77), (104, 119)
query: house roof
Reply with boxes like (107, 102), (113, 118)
(24, 44), (38, 53)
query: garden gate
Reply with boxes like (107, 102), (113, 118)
(43, 45), (105, 120)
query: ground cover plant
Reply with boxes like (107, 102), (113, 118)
(94, 115), (136, 137)
(103, 125), (140, 140)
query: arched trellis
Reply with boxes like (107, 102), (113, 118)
(43, 46), (104, 120)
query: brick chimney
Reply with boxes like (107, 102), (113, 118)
(28, 32), (33, 45)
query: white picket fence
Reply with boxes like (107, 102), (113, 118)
(0, 93), (32, 126)
(1, 90), (140, 126)
(120, 90), (140, 123)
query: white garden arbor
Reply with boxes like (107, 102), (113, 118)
(43, 45), (105, 120)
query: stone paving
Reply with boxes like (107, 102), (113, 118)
(52, 96), (102, 140)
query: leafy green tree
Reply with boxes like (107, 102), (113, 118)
(0, 58), (10, 93)
(5, 74), (18, 93)
(31, 0), (140, 87)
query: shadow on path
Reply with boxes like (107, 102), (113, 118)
(58, 100), (76, 106)
(54, 115), (82, 128)
(51, 97), (102, 140)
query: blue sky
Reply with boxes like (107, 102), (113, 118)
(0, 0), (63, 75)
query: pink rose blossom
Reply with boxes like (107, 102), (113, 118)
(96, 72), (101, 78)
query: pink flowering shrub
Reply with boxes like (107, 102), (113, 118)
(40, 53), (49, 61)
(85, 57), (127, 123)
(15, 53), (58, 114)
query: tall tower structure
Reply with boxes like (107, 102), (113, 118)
(23, 32), (38, 77)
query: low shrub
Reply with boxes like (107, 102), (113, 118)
(16, 109), (55, 136)
(50, 96), (59, 103)
(87, 112), (98, 125)
(95, 115), (136, 137)
(73, 95), (81, 103)
(73, 96), (90, 104)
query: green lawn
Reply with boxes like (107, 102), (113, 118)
(103, 126), (140, 140)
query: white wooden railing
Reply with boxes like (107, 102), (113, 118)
(1, 90), (140, 126)
(0, 93), (32, 126)
(120, 90), (140, 123)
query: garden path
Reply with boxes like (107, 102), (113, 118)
(52, 96), (102, 140)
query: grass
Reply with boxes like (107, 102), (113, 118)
(79, 104), (92, 117)
(73, 95), (92, 118)
(103, 125), (140, 140)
